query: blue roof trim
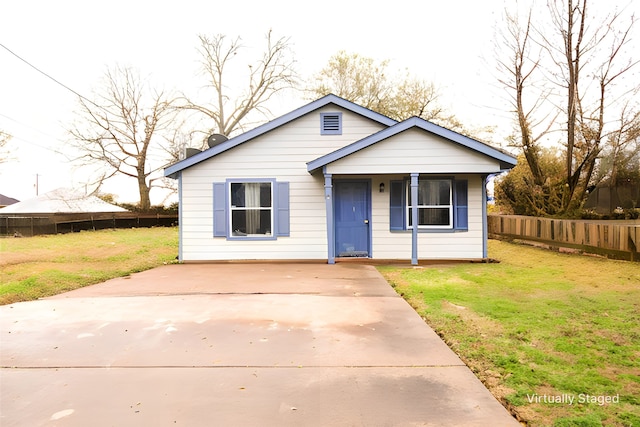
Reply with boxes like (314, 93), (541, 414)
(164, 94), (397, 178)
(307, 117), (517, 173)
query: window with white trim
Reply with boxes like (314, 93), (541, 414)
(230, 182), (273, 236)
(389, 178), (468, 231)
(213, 180), (290, 239)
(408, 179), (453, 228)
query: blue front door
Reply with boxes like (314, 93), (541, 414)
(334, 181), (370, 257)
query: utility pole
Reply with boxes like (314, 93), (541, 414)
(35, 173), (39, 196)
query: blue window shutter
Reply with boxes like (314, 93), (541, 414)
(454, 180), (468, 230)
(389, 180), (404, 230)
(213, 182), (227, 237)
(276, 181), (290, 236)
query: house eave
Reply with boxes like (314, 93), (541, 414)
(164, 94), (397, 178)
(307, 117), (517, 174)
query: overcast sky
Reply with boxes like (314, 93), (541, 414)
(1, 0), (637, 204)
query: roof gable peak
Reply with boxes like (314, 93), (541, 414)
(307, 116), (517, 173)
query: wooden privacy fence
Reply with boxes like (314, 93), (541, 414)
(488, 214), (640, 261)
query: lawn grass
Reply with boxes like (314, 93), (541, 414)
(378, 240), (640, 427)
(0, 227), (178, 305)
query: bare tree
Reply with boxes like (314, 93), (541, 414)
(545, 0), (638, 212)
(496, 7), (556, 187)
(68, 66), (178, 210)
(181, 30), (298, 141)
(495, 0), (639, 216)
(494, 5), (566, 214)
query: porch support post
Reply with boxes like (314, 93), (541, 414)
(178, 173), (183, 262)
(410, 173), (419, 265)
(324, 170), (335, 264)
(482, 174), (488, 259)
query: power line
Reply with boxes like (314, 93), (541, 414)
(0, 112), (63, 142)
(0, 113), (71, 158)
(0, 42), (99, 109)
(3, 133), (71, 159)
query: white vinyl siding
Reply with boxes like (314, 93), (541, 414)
(325, 128), (501, 174)
(179, 107), (386, 261)
(321, 112), (342, 135)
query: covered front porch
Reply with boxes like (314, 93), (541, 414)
(321, 171), (490, 265)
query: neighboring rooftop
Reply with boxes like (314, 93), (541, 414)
(0, 194), (19, 207)
(0, 188), (128, 214)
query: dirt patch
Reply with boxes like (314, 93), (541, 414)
(0, 248), (57, 266)
(441, 300), (504, 337)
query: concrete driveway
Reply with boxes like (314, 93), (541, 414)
(0, 263), (520, 426)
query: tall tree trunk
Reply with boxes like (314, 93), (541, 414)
(137, 170), (151, 211)
(515, 38), (544, 187)
(562, 0), (588, 213)
(565, 0), (578, 209)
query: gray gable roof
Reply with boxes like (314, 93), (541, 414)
(0, 194), (19, 206)
(164, 94), (397, 178)
(307, 116), (517, 173)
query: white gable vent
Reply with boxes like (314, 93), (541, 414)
(321, 112), (342, 135)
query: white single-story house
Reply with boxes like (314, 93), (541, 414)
(165, 94), (516, 264)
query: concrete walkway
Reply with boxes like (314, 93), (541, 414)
(0, 263), (520, 426)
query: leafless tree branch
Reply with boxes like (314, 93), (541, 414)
(67, 65), (179, 209)
(178, 30), (298, 139)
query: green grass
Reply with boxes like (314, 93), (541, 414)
(0, 227), (178, 304)
(379, 240), (640, 427)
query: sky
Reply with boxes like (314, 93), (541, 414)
(1, 0), (637, 205)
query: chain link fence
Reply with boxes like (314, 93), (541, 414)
(1, 213), (178, 237)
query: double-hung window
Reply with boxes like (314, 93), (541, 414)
(390, 177), (468, 231)
(408, 179), (453, 229)
(230, 182), (273, 236)
(213, 179), (290, 239)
